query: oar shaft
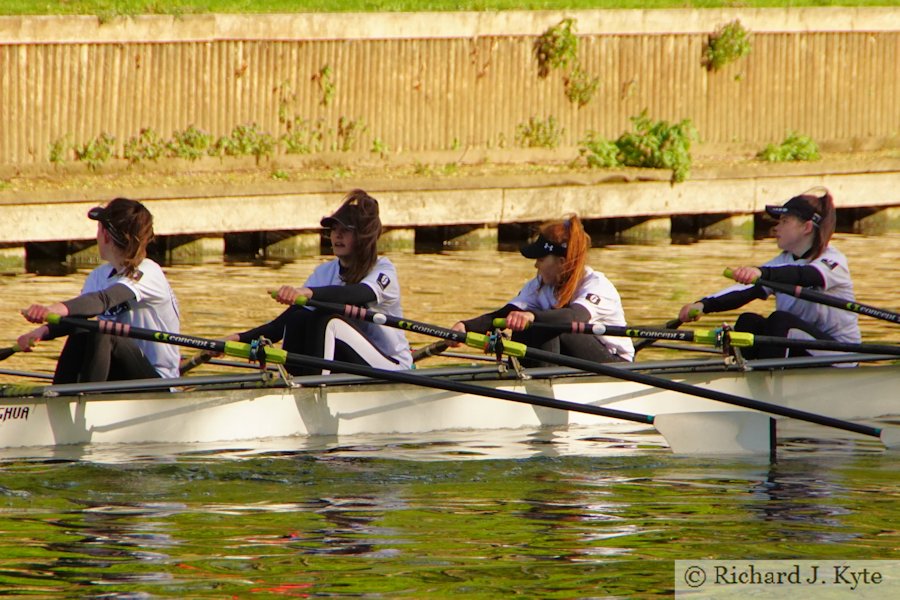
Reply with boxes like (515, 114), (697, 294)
(288, 296), (886, 441)
(48, 315), (655, 426)
(725, 268), (900, 324)
(750, 335), (900, 356)
(503, 341), (883, 439)
(491, 318), (699, 343)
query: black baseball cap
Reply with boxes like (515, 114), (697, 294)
(520, 234), (568, 259)
(765, 196), (822, 226)
(88, 205), (127, 246)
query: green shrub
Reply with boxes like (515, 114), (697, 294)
(281, 117), (328, 154)
(578, 132), (619, 168)
(213, 123), (276, 163)
(167, 125), (213, 161)
(533, 18), (578, 79)
(123, 128), (166, 164)
(616, 111), (698, 183)
(49, 136), (71, 165)
(73, 132), (116, 171)
(564, 67), (600, 108)
(515, 116), (564, 149)
(703, 20), (751, 72)
(757, 132), (820, 162)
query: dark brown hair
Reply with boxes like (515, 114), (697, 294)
(796, 187), (836, 260)
(334, 189), (382, 284)
(103, 198), (155, 278)
(537, 214), (590, 308)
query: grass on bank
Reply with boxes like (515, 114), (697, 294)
(0, 1), (896, 17)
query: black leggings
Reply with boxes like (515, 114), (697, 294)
(277, 309), (400, 376)
(53, 330), (159, 384)
(734, 310), (834, 360)
(510, 328), (625, 368)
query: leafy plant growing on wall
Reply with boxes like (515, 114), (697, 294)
(334, 117), (367, 152)
(534, 18), (600, 107)
(49, 136), (71, 165)
(123, 128), (166, 165)
(579, 110), (699, 183)
(282, 117), (329, 154)
(74, 133), (116, 171)
(168, 125), (213, 161)
(756, 132), (820, 162)
(533, 18), (578, 79)
(213, 123), (276, 163)
(703, 20), (751, 71)
(312, 65), (336, 107)
(515, 116), (564, 149)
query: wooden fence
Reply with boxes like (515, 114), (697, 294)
(1, 9), (897, 167)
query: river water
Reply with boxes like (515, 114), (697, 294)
(0, 233), (897, 597)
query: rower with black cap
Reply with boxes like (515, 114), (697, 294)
(224, 189), (412, 375)
(450, 214), (634, 364)
(678, 187), (860, 359)
(17, 197), (181, 382)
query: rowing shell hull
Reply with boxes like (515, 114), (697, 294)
(0, 364), (896, 450)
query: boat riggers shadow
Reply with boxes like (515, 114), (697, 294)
(283, 297), (900, 451)
(724, 268), (900, 325)
(492, 318), (900, 357)
(46, 314), (776, 456)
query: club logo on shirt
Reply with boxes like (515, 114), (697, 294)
(377, 273), (391, 290)
(819, 258), (839, 270)
(585, 293), (601, 305)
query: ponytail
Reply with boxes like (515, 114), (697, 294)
(538, 215), (590, 307)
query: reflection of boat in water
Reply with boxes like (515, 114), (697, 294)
(1, 353), (896, 457)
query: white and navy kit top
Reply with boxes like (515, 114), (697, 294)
(81, 259), (182, 378)
(510, 266), (635, 361)
(705, 246), (860, 343)
(304, 256), (413, 369)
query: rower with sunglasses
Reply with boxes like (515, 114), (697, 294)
(450, 214), (634, 365)
(18, 197), (181, 382)
(678, 188), (860, 359)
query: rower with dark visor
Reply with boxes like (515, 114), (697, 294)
(678, 187), (860, 360)
(450, 214), (634, 365)
(223, 189), (412, 376)
(17, 198), (181, 382)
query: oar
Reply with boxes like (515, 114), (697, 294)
(724, 268), (900, 324)
(634, 319), (684, 352)
(288, 296), (899, 448)
(411, 340), (450, 362)
(493, 318), (900, 357)
(43, 314), (772, 455)
(179, 351), (214, 375)
(0, 346), (21, 362)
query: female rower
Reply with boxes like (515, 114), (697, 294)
(450, 215), (634, 365)
(677, 187), (860, 359)
(227, 189), (412, 375)
(18, 197), (181, 382)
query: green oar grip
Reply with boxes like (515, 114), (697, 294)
(692, 329), (754, 348)
(723, 268), (759, 284)
(268, 290), (309, 307)
(47, 313), (62, 325)
(491, 318), (533, 330)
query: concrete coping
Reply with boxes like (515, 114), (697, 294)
(1, 8), (898, 45)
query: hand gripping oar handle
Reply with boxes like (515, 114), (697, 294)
(45, 314), (656, 427)
(277, 300), (898, 448)
(724, 268), (899, 324)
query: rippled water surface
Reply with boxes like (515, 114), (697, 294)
(0, 234), (898, 597)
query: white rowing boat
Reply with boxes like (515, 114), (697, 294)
(1, 354), (896, 456)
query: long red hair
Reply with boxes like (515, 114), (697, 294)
(537, 215), (590, 308)
(795, 187), (836, 260)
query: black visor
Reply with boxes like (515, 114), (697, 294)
(520, 234), (568, 259)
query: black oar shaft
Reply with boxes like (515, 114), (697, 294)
(296, 297), (886, 440)
(49, 316), (655, 426)
(727, 269), (899, 325)
(514, 343), (882, 439)
(492, 318), (696, 342)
